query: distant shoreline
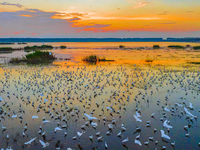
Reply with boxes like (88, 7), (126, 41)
(0, 38), (200, 43)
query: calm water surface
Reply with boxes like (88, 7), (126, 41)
(0, 63), (200, 150)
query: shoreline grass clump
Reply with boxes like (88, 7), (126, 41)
(82, 55), (114, 63)
(119, 45), (125, 49)
(153, 45), (160, 49)
(10, 50), (55, 64)
(60, 46), (67, 49)
(82, 55), (98, 62)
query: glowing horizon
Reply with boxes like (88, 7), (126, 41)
(0, 0), (199, 38)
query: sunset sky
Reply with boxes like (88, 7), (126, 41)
(0, 0), (200, 38)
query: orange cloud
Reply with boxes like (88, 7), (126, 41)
(20, 14), (33, 17)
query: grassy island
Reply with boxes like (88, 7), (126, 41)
(24, 45), (53, 51)
(10, 51), (56, 64)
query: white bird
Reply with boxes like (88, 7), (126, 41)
(97, 136), (102, 141)
(160, 130), (170, 140)
(188, 102), (194, 110)
(184, 107), (196, 118)
(107, 107), (112, 110)
(4, 146), (13, 150)
(164, 106), (170, 112)
(77, 131), (84, 137)
(135, 111), (141, 118)
(122, 137), (129, 144)
(54, 127), (62, 133)
(108, 124), (113, 130)
(91, 122), (98, 126)
(2, 125), (7, 130)
(24, 137), (37, 145)
(72, 136), (77, 140)
(175, 103), (182, 107)
(22, 131), (25, 137)
(105, 141), (108, 149)
(42, 120), (50, 123)
(0, 95), (3, 102)
(135, 139), (142, 146)
(134, 115), (142, 122)
(32, 116), (38, 119)
(44, 99), (48, 103)
(163, 120), (173, 128)
(89, 135), (93, 140)
(96, 131), (101, 136)
(84, 113), (97, 121)
(136, 134), (140, 139)
(42, 132), (46, 136)
(12, 115), (17, 118)
(171, 141), (175, 147)
(117, 131), (122, 137)
(39, 139), (49, 148)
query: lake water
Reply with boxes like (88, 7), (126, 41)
(0, 42), (200, 149)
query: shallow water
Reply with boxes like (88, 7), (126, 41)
(0, 63), (200, 150)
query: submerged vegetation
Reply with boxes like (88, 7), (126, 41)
(82, 55), (114, 63)
(10, 51), (55, 64)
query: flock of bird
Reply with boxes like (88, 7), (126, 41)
(0, 64), (200, 149)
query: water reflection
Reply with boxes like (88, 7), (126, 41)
(0, 63), (200, 149)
